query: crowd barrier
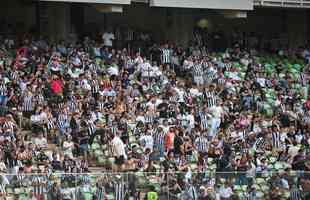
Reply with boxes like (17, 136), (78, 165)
(0, 171), (309, 199)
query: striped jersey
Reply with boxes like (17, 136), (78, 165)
(199, 112), (209, 131)
(0, 84), (7, 96)
(192, 64), (204, 77)
(35, 93), (45, 105)
(169, 95), (179, 103)
(86, 120), (96, 136)
(97, 101), (105, 111)
(272, 132), (281, 149)
(91, 79), (100, 94)
(126, 29), (134, 41)
(144, 113), (156, 124)
(3, 121), (15, 133)
(204, 91), (217, 108)
(114, 181), (126, 200)
(47, 117), (56, 130)
(69, 97), (78, 113)
(89, 63), (99, 73)
(253, 137), (266, 151)
(57, 113), (69, 129)
(22, 95), (34, 111)
(153, 129), (166, 147)
(161, 49), (172, 64)
(194, 136), (208, 153)
(31, 175), (47, 195)
(96, 184), (106, 200)
(0, 183), (6, 195)
(290, 188), (302, 200)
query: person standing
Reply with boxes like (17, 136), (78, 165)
(102, 29), (115, 48)
(161, 44), (172, 65)
(111, 132), (127, 171)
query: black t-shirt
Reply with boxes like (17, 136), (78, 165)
(162, 159), (177, 172)
(292, 155), (306, 170)
(174, 136), (183, 155)
(279, 113), (290, 128)
(157, 103), (169, 118)
(51, 160), (62, 171)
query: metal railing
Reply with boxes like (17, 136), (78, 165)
(0, 171), (309, 200)
(254, 0), (310, 8)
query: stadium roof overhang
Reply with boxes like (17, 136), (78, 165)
(149, 0), (253, 10)
(40, 0), (253, 10)
(40, 0), (131, 4)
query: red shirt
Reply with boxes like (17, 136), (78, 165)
(165, 131), (175, 151)
(51, 80), (63, 94)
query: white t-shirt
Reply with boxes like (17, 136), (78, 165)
(34, 137), (47, 149)
(219, 186), (233, 198)
(102, 32), (115, 47)
(186, 114), (195, 128)
(107, 66), (119, 76)
(111, 136), (126, 158)
(63, 141), (74, 157)
(139, 135), (154, 151)
(140, 62), (153, 77)
(209, 106), (223, 119)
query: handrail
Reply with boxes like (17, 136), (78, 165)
(254, 0), (310, 8)
(0, 170), (309, 175)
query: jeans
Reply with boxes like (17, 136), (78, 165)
(0, 95), (7, 106)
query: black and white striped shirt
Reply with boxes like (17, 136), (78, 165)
(253, 137), (266, 151)
(0, 183), (6, 195)
(0, 84), (7, 96)
(204, 91), (217, 108)
(272, 132), (281, 149)
(35, 93), (45, 106)
(58, 113), (69, 129)
(47, 118), (56, 130)
(86, 120), (96, 136)
(290, 187), (302, 200)
(169, 95), (179, 103)
(153, 129), (166, 147)
(89, 63), (99, 73)
(32, 175), (47, 195)
(69, 98), (78, 113)
(96, 184), (106, 200)
(194, 136), (208, 153)
(192, 64), (204, 77)
(10, 71), (19, 80)
(144, 114), (156, 124)
(3, 121), (15, 133)
(199, 112), (209, 131)
(22, 95), (34, 111)
(97, 101), (105, 111)
(91, 80), (100, 94)
(161, 49), (172, 64)
(126, 29), (134, 41)
(114, 181), (126, 200)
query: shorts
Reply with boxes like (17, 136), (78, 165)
(80, 144), (88, 152)
(115, 155), (125, 165)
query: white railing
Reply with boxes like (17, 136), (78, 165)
(0, 171), (308, 200)
(254, 0), (310, 8)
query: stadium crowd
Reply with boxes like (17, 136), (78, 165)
(0, 31), (309, 200)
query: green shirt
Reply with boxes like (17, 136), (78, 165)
(147, 191), (158, 200)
